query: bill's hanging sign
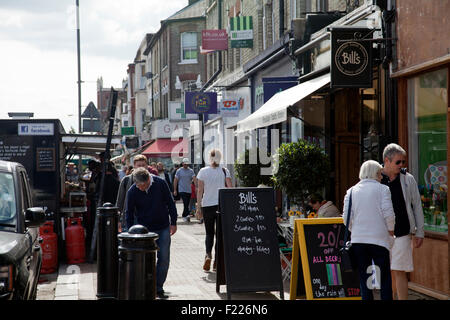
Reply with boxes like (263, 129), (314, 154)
(185, 91), (218, 115)
(331, 27), (373, 88)
(229, 16), (253, 48)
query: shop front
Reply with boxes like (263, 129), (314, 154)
(391, 0), (450, 297)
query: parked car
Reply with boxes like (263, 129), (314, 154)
(0, 160), (45, 300)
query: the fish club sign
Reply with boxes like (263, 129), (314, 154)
(331, 27), (373, 88)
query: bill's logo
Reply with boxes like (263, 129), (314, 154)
(334, 41), (369, 76)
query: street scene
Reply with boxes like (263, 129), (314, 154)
(0, 0), (449, 306)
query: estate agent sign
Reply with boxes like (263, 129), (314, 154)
(331, 27), (373, 88)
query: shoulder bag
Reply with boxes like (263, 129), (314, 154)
(339, 188), (355, 272)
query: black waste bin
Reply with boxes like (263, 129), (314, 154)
(117, 225), (159, 300)
(96, 203), (119, 299)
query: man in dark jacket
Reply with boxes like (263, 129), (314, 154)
(116, 155), (149, 231)
(125, 167), (177, 299)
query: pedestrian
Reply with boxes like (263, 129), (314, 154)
(196, 149), (232, 272)
(342, 160), (395, 300)
(118, 165), (127, 181)
(125, 167), (177, 299)
(380, 143), (425, 300)
(307, 193), (341, 217)
(156, 162), (173, 193)
(171, 163), (180, 201)
(173, 158), (196, 222)
(98, 161), (120, 205)
(116, 155), (149, 232)
(190, 182), (198, 220)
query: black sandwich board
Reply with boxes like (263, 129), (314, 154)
(217, 187), (284, 300)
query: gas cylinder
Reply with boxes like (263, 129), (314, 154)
(65, 217), (86, 264)
(39, 221), (58, 274)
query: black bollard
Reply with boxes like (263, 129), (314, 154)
(117, 225), (159, 300)
(96, 203), (119, 299)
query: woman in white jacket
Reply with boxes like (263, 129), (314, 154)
(343, 160), (395, 300)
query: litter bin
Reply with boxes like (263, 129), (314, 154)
(96, 203), (119, 299)
(117, 225), (159, 300)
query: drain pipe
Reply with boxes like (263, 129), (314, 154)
(200, 0), (223, 92)
(199, 0), (223, 168)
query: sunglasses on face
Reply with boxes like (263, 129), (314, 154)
(395, 160), (406, 165)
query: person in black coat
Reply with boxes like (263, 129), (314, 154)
(156, 162), (173, 193)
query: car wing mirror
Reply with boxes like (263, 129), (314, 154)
(25, 207), (46, 228)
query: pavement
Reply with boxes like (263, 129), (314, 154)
(36, 203), (437, 301)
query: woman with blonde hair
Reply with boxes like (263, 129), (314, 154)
(196, 149), (232, 271)
(343, 160), (395, 300)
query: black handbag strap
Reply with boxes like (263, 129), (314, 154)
(343, 188), (353, 244)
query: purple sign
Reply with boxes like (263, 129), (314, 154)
(185, 92), (218, 114)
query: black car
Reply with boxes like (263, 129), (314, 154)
(0, 160), (45, 300)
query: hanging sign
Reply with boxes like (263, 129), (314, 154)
(202, 29), (228, 51)
(184, 92), (217, 114)
(331, 27), (373, 88)
(230, 16), (253, 48)
(219, 98), (241, 117)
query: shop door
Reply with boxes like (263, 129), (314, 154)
(333, 89), (360, 210)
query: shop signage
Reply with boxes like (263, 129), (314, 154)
(217, 188), (284, 299)
(18, 123), (54, 136)
(168, 101), (198, 121)
(185, 91), (217, 115)
(230, 16), (253, 48)
(331, 27), (372, 88)
(201, 29), (228, 50)
(219, 97), (242, 117)
(121, 126), (135, 136)
(289, 218), (361, 300)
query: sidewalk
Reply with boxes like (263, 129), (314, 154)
(36, 202), (437, 300)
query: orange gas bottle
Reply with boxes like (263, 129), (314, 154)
(39, 221), (58, 274)
(65, 217), (86, 264)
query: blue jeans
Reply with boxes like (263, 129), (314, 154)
(153, 226), (171, 293)
(352, 243), (393, 300)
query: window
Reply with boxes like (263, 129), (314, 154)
(408, 68), (448, 234)
(181, 32), (198, 63)
(0, 172), (17, 229)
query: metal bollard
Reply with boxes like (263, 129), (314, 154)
(117, 225), (159, 300)
(96, 203), (119, 299)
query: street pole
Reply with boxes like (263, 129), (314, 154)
(76, 0), (82, 133)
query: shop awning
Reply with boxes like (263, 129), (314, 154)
(141, 138), (188, 158)
(236, 73), (330, 133)
(62, 134), (122, 156)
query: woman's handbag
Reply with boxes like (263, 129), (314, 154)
(339, 189), (355, 272)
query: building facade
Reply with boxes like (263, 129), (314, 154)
(391, 0), (449, 299)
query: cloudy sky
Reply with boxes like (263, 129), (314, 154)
(0, 0), (187, 132)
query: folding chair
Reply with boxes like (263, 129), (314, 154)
(280, 246), (292, 281)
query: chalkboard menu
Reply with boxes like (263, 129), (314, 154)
(218, 188), (283, 299)
(36, 147), (56, 171)
(291, 218), (361, 300)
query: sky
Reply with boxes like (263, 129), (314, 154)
(0, 0), (187, 132)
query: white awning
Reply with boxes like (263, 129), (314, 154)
(237, 73), (330, 133)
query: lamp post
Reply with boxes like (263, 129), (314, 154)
(76, 0), (82, 134)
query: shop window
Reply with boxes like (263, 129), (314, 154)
(408, 68), (448, 234)
(290, 98), (326, 149)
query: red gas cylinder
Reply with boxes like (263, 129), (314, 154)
(39, 221), (58, 274)
(65, 217), (86, 264)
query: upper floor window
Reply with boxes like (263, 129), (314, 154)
(181, 32), (198, 64)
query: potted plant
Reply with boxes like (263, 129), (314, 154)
(234, 147), (274, 187)
(272, 139), (330, 211)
